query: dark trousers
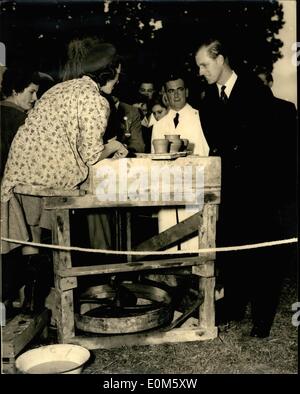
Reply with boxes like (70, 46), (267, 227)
(216, 200), (288, 329)
(220, 247), (286, 328)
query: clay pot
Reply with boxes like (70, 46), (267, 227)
(152, 139), (169, 154)
(169, 140), (182, 153)
(164, 134), (181, 142)
(181, 138), (189, 151)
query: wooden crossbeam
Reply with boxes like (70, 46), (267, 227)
(133, 211), (203, 260)
(67, 326), (218, 349)
(57, 255), (215, 278)
(14, 185), (85, 197)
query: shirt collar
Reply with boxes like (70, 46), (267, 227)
(169, 103), (188, 116)
(217, 70), (237, 98)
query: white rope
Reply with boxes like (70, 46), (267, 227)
(1, 237), (298, 256)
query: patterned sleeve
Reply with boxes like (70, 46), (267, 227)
(77, 86), (110, 165)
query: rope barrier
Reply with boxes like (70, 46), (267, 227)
(1, 237), (298, 256)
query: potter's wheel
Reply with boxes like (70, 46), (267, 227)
(75, 283), (174, 334)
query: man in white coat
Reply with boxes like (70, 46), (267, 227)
(151, 74), (209, 276)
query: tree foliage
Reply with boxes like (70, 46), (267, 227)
(0, 0), (285, 88)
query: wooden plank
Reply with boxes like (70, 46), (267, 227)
(161, 293), (204, 331)
(198, 204), (217, 260)
(192, 261), (214, 277)
(133, 211), (203, 258)
(126, 211), (132, 263)
(2, 309), (49, 358)
(67, 326), (218, 349)
(14, 185), (85, 197)
(199, 277), (216, 330)
(57, 255), (215, 278)
(44, 189), (220, 209)
(59, 276), (78, 291)
(52, 210), (75, 342)
(85, 156), (221, 195)
(196, 204), (217, 330)
(2, 360), (16, 374)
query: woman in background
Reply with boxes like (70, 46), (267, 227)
(1, 67), (40, 311)
(1, 67), (40, 177)
(143, 93), (169, 152)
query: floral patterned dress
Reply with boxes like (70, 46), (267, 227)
(1, 76), (110, 254)
(1, 75), (109, 202)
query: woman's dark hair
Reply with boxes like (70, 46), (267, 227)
(1, 67), (40, 98)
(61, 38), (121, 86)
(149, 92), (168, 111)
(86, 55), (121, 87)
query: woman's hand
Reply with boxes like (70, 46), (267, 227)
(99, 139), (128, 160)
(112, 143), (128, 159)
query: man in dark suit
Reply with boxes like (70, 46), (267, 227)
(195, 38), (288, 338)
(257, 70), (298, 276)
(113, 97), (145, 154)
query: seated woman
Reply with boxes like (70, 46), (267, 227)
(1, 42), (127, 313)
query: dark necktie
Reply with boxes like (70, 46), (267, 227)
(220, 85), (228, 103)
(173, 112), (179, 128)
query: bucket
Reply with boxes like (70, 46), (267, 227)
(16, 344), (90, 374)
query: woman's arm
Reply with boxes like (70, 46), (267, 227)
(98, 139), (128, 160)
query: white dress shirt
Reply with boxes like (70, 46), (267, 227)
(151, 103), (209, 252)
(151, 103), (209, 156)
(217, 70), (238, 98)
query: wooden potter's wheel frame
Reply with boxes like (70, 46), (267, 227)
(38, 156), (221, 349)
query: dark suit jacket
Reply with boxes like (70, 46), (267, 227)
(199, 73), (280, 243)
(101, 95), (145, 154)
(117, 101), (145, 153)
(1, 101), (27, 177)
(272, 97), (297, 205)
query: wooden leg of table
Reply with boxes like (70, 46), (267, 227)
(52, 209), (75, 343)
(197, 204), (218, 337)
(199, 276), (216, 331)
(126, 211), (132, 263)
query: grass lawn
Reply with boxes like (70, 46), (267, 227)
(82, 276), (298, 375)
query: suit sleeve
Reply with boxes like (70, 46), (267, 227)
(126, 107), (145, 153)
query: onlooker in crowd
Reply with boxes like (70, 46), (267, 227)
(151, 72), (209, 156)
(195, 37), (286, 338)
(1, 67), (40, 177)
(133, 80), (156, 128)
(137, 80), (155, 100)
(256, 69), (297, 276)
(142, 93), (168, 152)
(1, 66), (40, 311)
(151, 72), (209, 257)
(1, 42), (127, 313)
(150, 92), (169, 122)
(105, 95), (145, 155)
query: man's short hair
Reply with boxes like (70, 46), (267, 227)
(196, 37), (229, 60)
(162, 72), (186, 90)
